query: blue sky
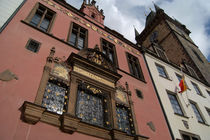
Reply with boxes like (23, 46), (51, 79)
(67, 0), (210, 62)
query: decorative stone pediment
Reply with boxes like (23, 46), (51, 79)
(78, 47), (116, 71)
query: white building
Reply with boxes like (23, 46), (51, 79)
(144, 50), (210, 140)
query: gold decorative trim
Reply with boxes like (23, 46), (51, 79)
(73, 66), (114, 88)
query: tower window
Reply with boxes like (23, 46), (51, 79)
(192, 49), (203, 63)
(25, 39), (40, 53)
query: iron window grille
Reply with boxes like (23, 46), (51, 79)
(42, 78), (68, 115)
(75, 83), (110, 128)
(26, 39), (40, 53)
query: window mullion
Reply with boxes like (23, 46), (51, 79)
(76, 27), (80, 48)
(37, 9), (47, 28)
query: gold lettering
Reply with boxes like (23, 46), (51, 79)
(73, 66), (114, 88)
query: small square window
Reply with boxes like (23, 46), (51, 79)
(136, 89), (143, 99)
(26, 39), (40, 53)
(156, 64), (168, 78)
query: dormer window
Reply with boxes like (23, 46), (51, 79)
(91, 13), (96, 19)
(152, 43), (168, 61)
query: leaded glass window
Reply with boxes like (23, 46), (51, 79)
(42, 80), (68, 115)
(116, 105), (131, 134)
(76, 83), (109, 128)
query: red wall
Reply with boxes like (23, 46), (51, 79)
(0, 0), (171, 139)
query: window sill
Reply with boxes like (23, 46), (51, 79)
(196, 93), (206, 98)
(21, 101), (148, 140)
(21, 20), (80, 51)
(117, 68), (147, 84)
(174, 113), (189, 119)
(159, 75), (172, 81)
(198, 121), (210, 127)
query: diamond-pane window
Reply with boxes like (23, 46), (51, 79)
(116, 105), (131, 134)
(76, 83), (109, 128)
(42, 81), (68, 115)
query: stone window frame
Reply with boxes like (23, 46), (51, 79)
(67, 22), (88, 50)
(189, 101), (206, 124)
(167, 91), (185, 116)
(179, 130), (201, 140)
(191, 82), (203, 96)
(25, 38), (41, 53)
(21, 48), (148, 140)
(25, 2), (56, 33)
(126, 52), (144, 81)
(205, 107), (210, 117)
(100, 38), (118, 67)
(155, 63), (169, 79)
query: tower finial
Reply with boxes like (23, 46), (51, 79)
(133, 25), (140, 38)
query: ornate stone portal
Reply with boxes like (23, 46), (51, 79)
(21, 47), (148, 140)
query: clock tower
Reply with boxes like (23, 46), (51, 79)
(136, 4), (210, 85)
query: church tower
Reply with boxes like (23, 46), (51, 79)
(136, 4), (210, 85)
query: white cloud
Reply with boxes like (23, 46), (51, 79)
(66, 0), (210, 60)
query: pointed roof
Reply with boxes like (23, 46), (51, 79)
(134, 27), (140, 38)
(154, 3), (161, 12)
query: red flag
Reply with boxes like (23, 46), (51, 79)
(179, 76), (187, 93)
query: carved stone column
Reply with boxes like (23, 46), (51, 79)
(34, 47), (55, 105)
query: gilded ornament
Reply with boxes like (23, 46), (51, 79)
(106, 121), (109, 125)
(93, 118), (96, 121)
(52, 65), (69, 80)
(105, 110), (108, 113)
(64, 96), (68, 99)
(47, 89), (51, 93)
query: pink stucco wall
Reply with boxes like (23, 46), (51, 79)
(0, 0), (171, 139)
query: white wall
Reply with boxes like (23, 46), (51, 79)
(145, 53), (210, 140)
(0, 0), (24, 29)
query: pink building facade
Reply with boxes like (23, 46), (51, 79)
(0, 0), (172, 140)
